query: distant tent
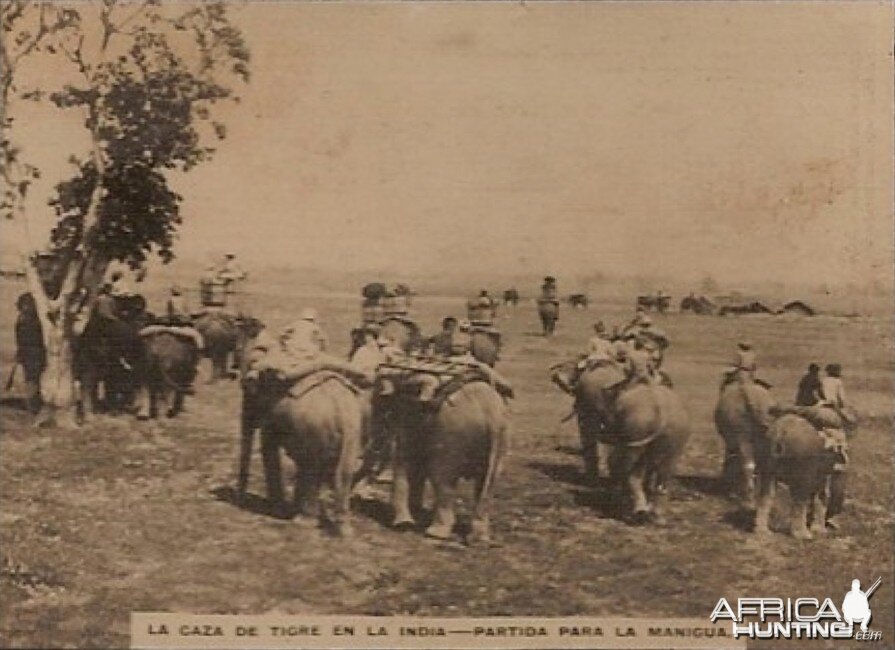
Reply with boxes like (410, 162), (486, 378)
(779, 300), (815, 316)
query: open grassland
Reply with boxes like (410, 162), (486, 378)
(1, 279), (892, 649)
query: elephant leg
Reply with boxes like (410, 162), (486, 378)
(134, 381), (151, 420)
(294, 459), (322, 519)
(739, 454), (756, 510)
(166, 390), (181, 418)
(578, 416), (600, 485)
(331, 429), (361, 538)
(391, 433), (416, 529)
(80, 371), (99, 422)
(648, 450), (671, 526)
(607, 445), (630, 518)
(627, 452), (650, 522)
(425, 478), (457, 540)
(825, 471), (847, 527)
(213, 353), (227, 382)
(407, 460), (426, 523)
(809, 485), (828, 536)
(720, 444), (738, 496)
(753, 472), (774, 535)
(261, 432), (286, 513)
(790, 497), (812, 539)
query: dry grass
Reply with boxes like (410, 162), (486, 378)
(1, 280), (892, 649)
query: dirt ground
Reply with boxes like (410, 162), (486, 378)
(1, 283), (892, 649)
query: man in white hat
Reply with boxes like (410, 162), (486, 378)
(280, 307), (328, 359)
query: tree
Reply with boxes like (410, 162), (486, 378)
(1, 0), (250, 425)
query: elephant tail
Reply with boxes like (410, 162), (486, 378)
(738, 381), (772, 432)
(475, 409), (508, 519)
(333, 387), (363, 487)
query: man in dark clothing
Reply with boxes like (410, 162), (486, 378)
(795, 363), (822, 406)
(429, 317), (458, 356)
(14, 293), (46, 413)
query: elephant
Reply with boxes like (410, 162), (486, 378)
(574, 362), (627, 482)
(502, 289), (519, 307)
(754, 414), (840, 539)
(575, 363), (689, 523)
(567, 293), (589, 309)
(606, 383), (690, 523)
(134, 330), (200, 419)
(680, 294), (715, 315)
(194, 312), (259, 382)
(378, 380), (510, 545)
(469, 328), (501, 367)
(379, 317), (423, 353)
(256, 376), (364, 535)
(714, 377), (776, 506)
(536, 299), (559, 336)
(75, 296), (152, 417)
(636, 295), (671, 313)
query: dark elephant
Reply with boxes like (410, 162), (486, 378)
(574, 362), (627, 482)
(255, 376), (364, 535)
(469, 328), (501, 367)
(536, 299), (559, 336)
(567, 293), (589, 309)
(76, 296), (152, 417)
(194, 312), (259, 382)
(380, 381), (510, 544)
(503, 289), (519, 307)
(637, 295), (671, 313)
(680, 294), (715, 315)
(754, 414), (840, 539)
(576, 364), (690, 523)
(134, 329), (200, 419)
(714, 377), (776, 506)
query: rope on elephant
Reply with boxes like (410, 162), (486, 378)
(138, 324), (205, 349)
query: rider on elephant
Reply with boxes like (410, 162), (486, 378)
(428, 317), (458, 357)
(635, 317), (668, 368)
(350, 323), (386, 374)
(540, 277), (558, 302)
(816, 363), (855, 529)
(720, 341), (768, 388)
(552, 321), (615, 394)
(165, 285), (191, 325)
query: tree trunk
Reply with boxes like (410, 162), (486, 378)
(36, 312), (79, 429)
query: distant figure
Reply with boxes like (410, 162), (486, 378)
(108, 270), (133, 298)
(166, 285), (190, 324)
(14, 293), (46, 413)
(429, 317), (458, 357)
(795, 363), (822, 406)
(215, 252), (247, 285)
(540, 276), (558, 302)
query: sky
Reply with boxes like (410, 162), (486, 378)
(5, 1), (894, 288)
